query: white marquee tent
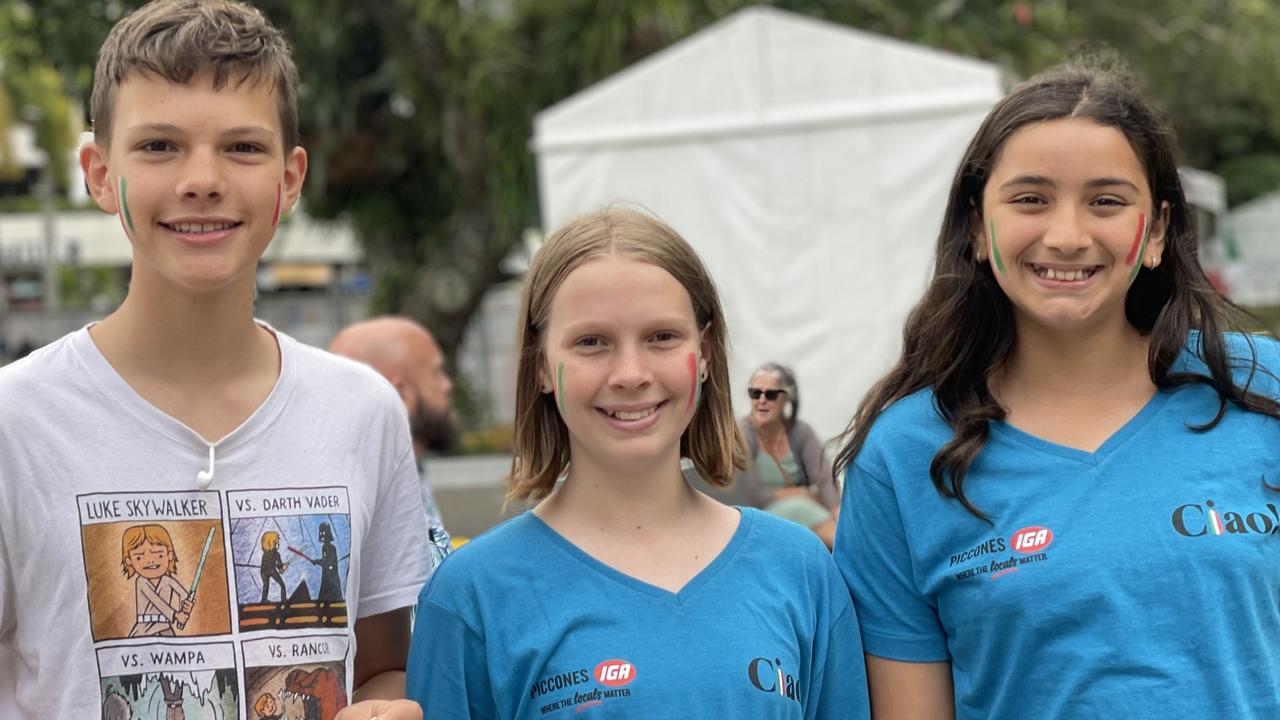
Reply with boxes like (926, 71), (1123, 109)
(1224, 192), (1280, 306)
(533, 6), (1003, 443)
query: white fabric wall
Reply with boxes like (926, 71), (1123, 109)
(537, 108), (990, 443)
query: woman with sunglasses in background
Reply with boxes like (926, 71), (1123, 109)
(735, 363), (840, 548)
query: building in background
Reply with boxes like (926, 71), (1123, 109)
(0, 207), (368, 351)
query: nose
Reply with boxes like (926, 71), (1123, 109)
(608, 342), (652, 391)
(174, 148), (226, 201)
(1041, 205), (1092, 254)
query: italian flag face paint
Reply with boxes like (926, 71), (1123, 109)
(556, 361), (566, 416)
(989, 219), (1005, 273)
(686, 352), (699, 411)
(118, 176), (135, 238)
(1126, 213), (1149, 283)
(271, 182), (283, 226)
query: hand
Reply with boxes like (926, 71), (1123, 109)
(181, 598), (195, 614)
(174, 610), (191, 626)
(335, 699), (422, 720)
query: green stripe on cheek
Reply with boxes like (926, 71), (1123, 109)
(119, 176), (135, 235)
(556, 362), (565, 416)
(1128, 215), (1150, 283)
(989, 219), (1005, 273)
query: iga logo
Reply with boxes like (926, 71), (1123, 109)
(1011, 526), (1053, 553)
(594, 659), (636, 687)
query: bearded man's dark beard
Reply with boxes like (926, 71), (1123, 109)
(410, 394), (458, 453)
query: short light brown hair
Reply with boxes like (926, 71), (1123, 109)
(90, 0), (300, 151)
(508, 207), (746, 503)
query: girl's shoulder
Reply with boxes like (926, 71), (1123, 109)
(422, 512), (546, 596)
(859, 388), (952, 452)
(1177, 331), (1280, 396)
(738, 508), (834, 567)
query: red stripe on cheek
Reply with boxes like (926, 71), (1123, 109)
(686, 353), (697, 411)
(1125, 213), (1146, 266)
(271, 182), (282, 226)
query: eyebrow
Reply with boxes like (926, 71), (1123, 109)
(124, 123), (276, 138)
(999, 175), (1140, 192)
(559, 317), (692, 336)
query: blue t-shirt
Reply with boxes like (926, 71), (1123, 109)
(407, 507), (869, 719)
(835, 334), (1280, 719)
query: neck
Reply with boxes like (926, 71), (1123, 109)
(1002, 316), (1150, 396)
(92, 273), (269, 385)
(543, 445), (697, 532)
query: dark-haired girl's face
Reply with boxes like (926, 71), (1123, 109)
(977, 118), (1166, 336)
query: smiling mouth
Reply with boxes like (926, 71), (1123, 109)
(160, 221), (242, 234)
(601, 401), (667, 421)
(1030, 264), (1099, 281)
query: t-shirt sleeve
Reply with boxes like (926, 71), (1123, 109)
(807, 552), (870, 720)
(406, 595), (497, 720)
(358, 447), (431, 617)
(834, 461), (949, 662)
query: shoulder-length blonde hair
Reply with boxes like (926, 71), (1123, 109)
(508, 207), (745, 503)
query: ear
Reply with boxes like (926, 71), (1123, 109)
(969, 206), (988, 261)
(282, 146), (308, 215)
(698, 327), (712, 382)
(538, 361), (554, 394)
(80, 142), (118, 215)
(1146, 200), (1170, 268)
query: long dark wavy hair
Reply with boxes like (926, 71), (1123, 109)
(834, 62), (1279, 520)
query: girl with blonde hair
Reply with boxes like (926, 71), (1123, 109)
(406, 207), (868, 718)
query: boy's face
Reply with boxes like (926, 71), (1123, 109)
(81, 68), (307, 296)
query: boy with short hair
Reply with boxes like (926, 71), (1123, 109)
(0, 2), (428, 718)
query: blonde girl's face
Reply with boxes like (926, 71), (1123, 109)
(541, 254), (707, 475)
(127, 539), (172, 580)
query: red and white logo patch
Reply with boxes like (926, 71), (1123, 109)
(1011, 526), (1053, 553)
(594, 659), (636, 688)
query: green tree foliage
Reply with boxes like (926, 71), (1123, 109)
(0, 2), (79, 189)
(10, 0), (1280, 355)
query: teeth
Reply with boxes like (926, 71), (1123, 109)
(610, 406), (656, 421)
(1035, 267), (1094, 281)
(171, 222), (234, 233)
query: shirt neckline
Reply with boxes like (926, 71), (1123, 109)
(69, 321), (297, 455)
(522, 506), (752, 605)
(988, 386), (1173, 465)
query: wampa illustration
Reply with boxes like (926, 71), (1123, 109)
(159, 674), (185, 720)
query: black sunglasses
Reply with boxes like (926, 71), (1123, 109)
(747, 388), (786, 401)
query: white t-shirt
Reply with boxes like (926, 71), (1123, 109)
(0, 325), (430, 718)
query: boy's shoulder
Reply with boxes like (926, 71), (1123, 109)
(279, 329), (401, 402)
(0, 331), (85, 415)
